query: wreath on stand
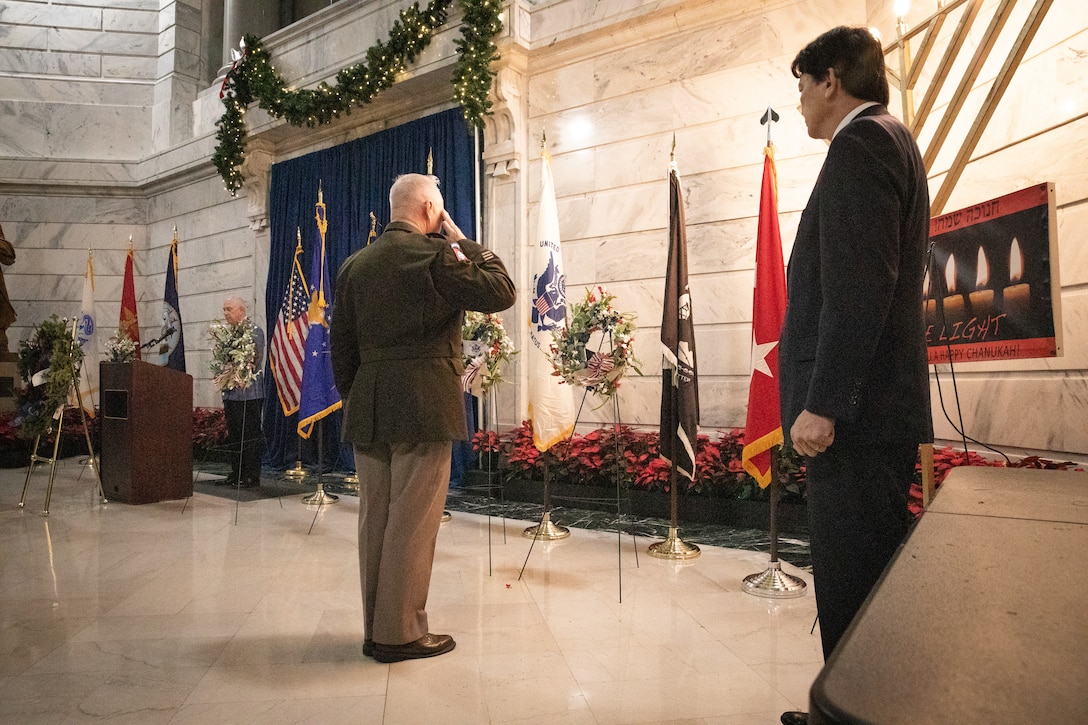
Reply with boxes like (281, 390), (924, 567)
(461, 311), (516, 395)
(14, 315), (83, 440)
(208, 320), (259, 392)
(547, 286), (640, 399)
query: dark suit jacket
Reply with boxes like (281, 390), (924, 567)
(780, 105), (933, 447)
(330, 221), (516, 448)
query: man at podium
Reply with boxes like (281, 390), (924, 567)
(218, 296), (265, 488)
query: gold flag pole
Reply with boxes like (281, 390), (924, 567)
(285, 227), (308, 481)
(302, 183), (338, 505)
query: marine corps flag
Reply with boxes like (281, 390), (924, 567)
(120, 243), (141, 359)
(527, 147), (576, 452)
(741, 145), (787, 487)
(297, 192), (342, 439)
(659, 163), (699, 480)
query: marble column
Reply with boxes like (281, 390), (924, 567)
(222, 0), (279, 73)
(482, 6), (531, 429)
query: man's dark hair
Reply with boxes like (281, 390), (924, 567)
(791, 26), (889, 106)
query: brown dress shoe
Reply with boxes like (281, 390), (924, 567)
(780, 712), (808, 725)
(372, 633), (455, 663)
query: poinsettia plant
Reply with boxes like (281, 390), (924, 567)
(472, 421), (805, 502)
(473, 425), (1082, 511)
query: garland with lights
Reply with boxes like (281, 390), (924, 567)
(214, 0), (503, 195)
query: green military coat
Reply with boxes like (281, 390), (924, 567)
(330, 221), (516, 448)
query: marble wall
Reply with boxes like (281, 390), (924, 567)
(0, 0), (1084, 455)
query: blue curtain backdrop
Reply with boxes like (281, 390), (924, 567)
(263, 107), (478, 473)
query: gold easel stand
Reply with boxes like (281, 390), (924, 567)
(648, 465), (700, 560)
(19, 384), (106, 516)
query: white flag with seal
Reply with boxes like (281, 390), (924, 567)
(527, 149), (576, 451)
(74, 252), (98, 415)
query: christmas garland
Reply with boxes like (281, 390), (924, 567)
(462, 311), (516, 394)
(14, 316), (83, 440)
(214, 0), (503, 195)
(209, 319), (259, 392)
(548, 287), (640, 399)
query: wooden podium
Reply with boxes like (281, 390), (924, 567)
(100, 361), (193, 504)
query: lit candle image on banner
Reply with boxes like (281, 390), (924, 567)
(1002, 236), (1031, 321)
(923, 267), (937, 332)
(968, 246), (994, 321)
(941, 253), (965, 327)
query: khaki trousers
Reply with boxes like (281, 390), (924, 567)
(354, 441), (451, 645)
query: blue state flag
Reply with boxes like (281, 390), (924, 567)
(162, 236), (186, 372)
(297, 225), (342, 439)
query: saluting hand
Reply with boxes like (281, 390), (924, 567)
(440, 210), (466, 241)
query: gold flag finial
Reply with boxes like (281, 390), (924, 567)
(426, 148), (433, 175)
(296, 226), (302, 249)
(541, 128), (547, 152)
(670, 133), (676, 162)
(318, 179), (323, 204)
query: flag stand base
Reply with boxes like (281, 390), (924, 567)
(342, 473), (359, 492)
(285, 461), (306, 480)
(647, 527), (701, 560)
(742, 560), (807, 598)
(302, 483), (338, 506)
(523, 511), (570, 540)
(441, 510), (452, 522)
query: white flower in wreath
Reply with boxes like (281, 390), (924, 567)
(461, 311), (516, 395)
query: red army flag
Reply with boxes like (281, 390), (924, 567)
(742, 145), (787, 488)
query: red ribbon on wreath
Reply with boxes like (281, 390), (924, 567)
(582, 351), (615, 385)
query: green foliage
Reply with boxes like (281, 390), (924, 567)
(214, 0), (503, 195)
(14, 315), (84, 440)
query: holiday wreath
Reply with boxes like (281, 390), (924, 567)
(14, 315), (83, 439)
(462, 311), (516, 394)
(209, 319), (259, 392)
(548, 286), (640, 399)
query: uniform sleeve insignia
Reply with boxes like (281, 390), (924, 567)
(449, 241), (470, 262)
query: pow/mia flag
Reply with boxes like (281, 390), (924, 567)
(660, 165), (699, 481)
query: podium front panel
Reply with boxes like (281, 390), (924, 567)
(101, 361), (193, 504)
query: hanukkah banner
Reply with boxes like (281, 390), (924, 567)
(924, 182), (1061, 363)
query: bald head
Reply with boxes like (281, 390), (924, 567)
(389, 174), (445, 235)
(223, 296), (248, 325)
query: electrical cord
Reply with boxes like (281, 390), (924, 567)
(926, 243), (1012, 466)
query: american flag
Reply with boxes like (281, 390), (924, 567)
(269, 251), (309, 415)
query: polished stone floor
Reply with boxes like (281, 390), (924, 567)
(2, 458), (823, 724)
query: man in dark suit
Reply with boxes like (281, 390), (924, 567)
(778, 26), (933, 725)
(330, 173), (515, 664)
